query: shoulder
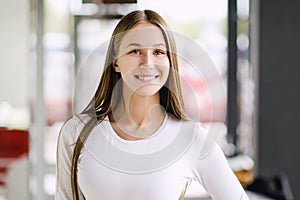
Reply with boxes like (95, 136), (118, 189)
(186, 121), (226, 160)
(166, 116), (208, 149)
(166, 116), (207, 139)
(58, 114), (94, 146)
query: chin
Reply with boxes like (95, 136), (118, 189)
(134, 85), (162, 97)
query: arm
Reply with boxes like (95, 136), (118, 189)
(192, 124), (249, 200)
(55, 116), (85, 200)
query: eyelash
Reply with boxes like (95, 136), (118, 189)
(154, 49), (166, 55)
(128, 49), (166, 55)
(129, 49), (141, 54)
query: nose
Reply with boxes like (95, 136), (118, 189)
(139, 50), (154, 70)
(142, 50), (154, 65)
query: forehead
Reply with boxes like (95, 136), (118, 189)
(119, 23), (166, 48)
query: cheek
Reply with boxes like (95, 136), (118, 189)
(118, 57), (141, 73)
(157, 57), (170, 66)
(158, 65), (170, 85)
(159, 59), (171, 74)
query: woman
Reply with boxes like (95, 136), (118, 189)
(56, 10), (249, 200)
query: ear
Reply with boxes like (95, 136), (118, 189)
(113, 60), (120, 72)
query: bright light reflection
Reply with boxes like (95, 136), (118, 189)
(138, 0), (227, 21)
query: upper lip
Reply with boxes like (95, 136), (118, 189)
(135, 74), (159, 77)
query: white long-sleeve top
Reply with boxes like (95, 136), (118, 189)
(56, 114), (249, 200)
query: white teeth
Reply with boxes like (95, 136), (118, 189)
(138, 75), (156, 81)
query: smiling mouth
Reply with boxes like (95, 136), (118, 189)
(135, 75), (159, 81)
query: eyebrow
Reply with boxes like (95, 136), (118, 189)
(126, 43), (166, 48)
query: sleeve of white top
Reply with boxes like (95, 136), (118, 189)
(192, 123), (249, 200)
(55, 116), (85, 200)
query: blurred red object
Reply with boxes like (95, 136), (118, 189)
(0, 128), (29, 186)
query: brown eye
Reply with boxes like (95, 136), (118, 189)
(154, 49), (166, 55)
(129, 49), (141, 55)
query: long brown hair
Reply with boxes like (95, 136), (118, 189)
(71, 10), (188, 199)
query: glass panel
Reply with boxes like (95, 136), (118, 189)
(42, 0), (72, 198)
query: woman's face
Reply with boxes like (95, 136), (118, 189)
(114, 22), (170, 97)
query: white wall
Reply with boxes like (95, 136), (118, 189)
(0, 0), (29, 108)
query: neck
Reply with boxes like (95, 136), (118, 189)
(109, 87), (166, 140)
(124, 91), (163, 127)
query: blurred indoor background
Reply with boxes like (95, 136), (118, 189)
(0, 0), (299, 199)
